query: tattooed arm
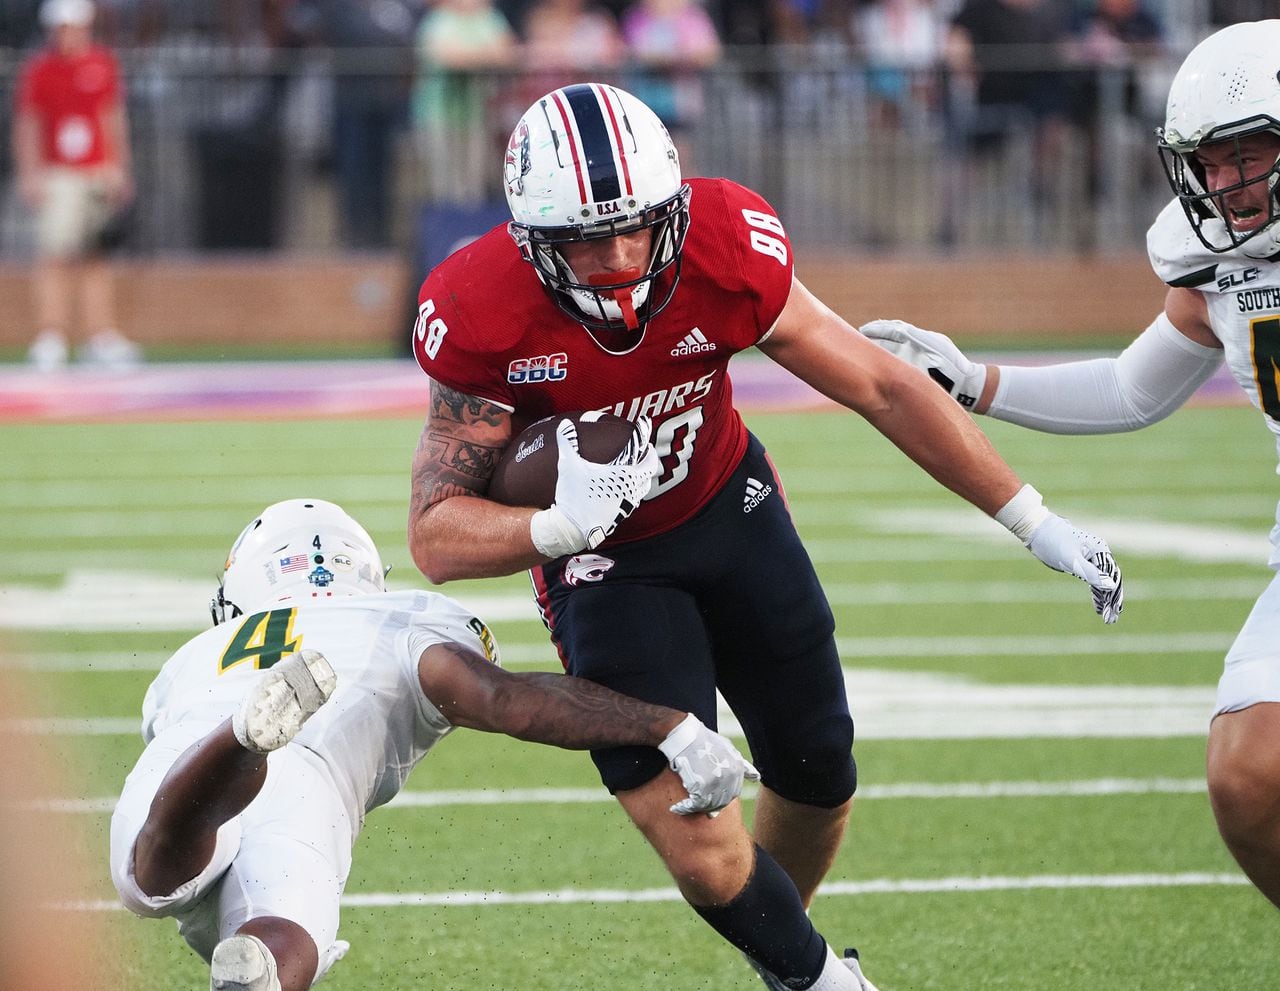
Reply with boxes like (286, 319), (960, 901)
(419, 642), (684, 747)
(419, 642), (757, 814)
(408, 381), (549, 583)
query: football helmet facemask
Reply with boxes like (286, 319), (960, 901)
(1157, 19), (1280, 257)
(505, 83), (691, 343)
(211, 499), (386, 626)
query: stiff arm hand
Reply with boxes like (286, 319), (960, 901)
(863, 321), (1125, 623)
(658, 714), (760, 815)
(859, 318), (988, 408)
(998, 485), (1125, 624)
(530, 416), (660, 558)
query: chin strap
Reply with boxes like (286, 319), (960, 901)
(209, 585), (244, 627)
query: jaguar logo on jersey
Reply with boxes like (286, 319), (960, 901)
(599, 371), (715, 421)
(504, 120), (531, 197)
(743, 476), (773, 513)
(563, 553), (616, 586)
(671, 328), (716, 357)
(508, 352), (568, 384)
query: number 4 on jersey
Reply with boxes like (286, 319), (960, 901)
(220, 608), (303, 673)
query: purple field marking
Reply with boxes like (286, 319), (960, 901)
(0, 354), (1246, 423)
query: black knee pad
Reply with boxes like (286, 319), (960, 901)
(760, 711), (857, 808)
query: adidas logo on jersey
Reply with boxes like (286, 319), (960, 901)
(743, 476), (773, 513)
(671, 328), (717, 357)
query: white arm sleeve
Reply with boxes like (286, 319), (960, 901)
(987, 313), (1223, 434)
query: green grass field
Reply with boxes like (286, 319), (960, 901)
(4, 403), (1278, 989)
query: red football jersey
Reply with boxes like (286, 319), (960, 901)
(16, 45), (122, 168)
(414, 176), (795, 542)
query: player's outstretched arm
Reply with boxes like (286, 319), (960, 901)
(859, 288), (1223, 434)
(418, 643), (757, 814)
(760, 275), (1124, 623)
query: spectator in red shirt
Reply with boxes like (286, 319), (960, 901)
(13, 0), (140, 371)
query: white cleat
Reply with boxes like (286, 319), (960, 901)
(210, 934), (281, 991)
(232, 649), (337, 754)
(843, 948), (881, 991)
(315, 938), (350, 984)
(743, 951), (788, 991)
(747, 946), (882, 991)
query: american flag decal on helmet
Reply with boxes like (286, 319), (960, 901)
(550, 83), (635, 209)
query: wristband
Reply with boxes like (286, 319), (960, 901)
(658, 713), (702, 760)
(994, 484), (1051, 544)
(530, 507), (585, 559)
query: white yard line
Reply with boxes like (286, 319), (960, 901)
(2, 665), (1219, 740)
(0, 631), (1237, 671)
(58, 871), (1248, 912)
(18, 777), (1207, 815)
(872, 509), (1272, 565)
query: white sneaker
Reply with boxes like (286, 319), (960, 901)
(210, 934), (281, 991)
(80, 328), (142, 369)
(232, 649), (337, 754)
(28, 329), (68, 372)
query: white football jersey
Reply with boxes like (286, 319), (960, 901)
(1149, 199), (1280, 560)
(140, 590), (500, 831)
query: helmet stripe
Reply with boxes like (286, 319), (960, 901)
(563, 83), (622, 204)
(596, 84), (633, 197)
(549, 89), (588, 205)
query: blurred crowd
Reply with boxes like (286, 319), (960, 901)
(0, 0), (1253, 259)
(0, 0), (1243, 61)
(3, 0), (1259, 366)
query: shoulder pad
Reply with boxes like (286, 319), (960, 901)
(1147, 200), (1222, 288)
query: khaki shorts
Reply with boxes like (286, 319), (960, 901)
(36, 167), (111, 258)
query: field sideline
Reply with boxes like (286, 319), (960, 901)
(3, 381), (1278, 989)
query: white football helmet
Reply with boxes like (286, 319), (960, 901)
(1157, 20), (1280, 256)
(211, 499), (386, 625)
(504, 83), (691, 342)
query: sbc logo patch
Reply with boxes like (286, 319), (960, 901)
(508, 353), (568, 384)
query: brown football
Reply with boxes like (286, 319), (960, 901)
(487, 411), (638, 508)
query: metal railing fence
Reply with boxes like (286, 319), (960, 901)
(0, 44), (1186, 258)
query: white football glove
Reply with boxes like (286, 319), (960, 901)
(996, 484), (1124, 624)
(860, 318), (987, 409)
(658, 714), (760, 816)
(529, 415), (660, 559)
